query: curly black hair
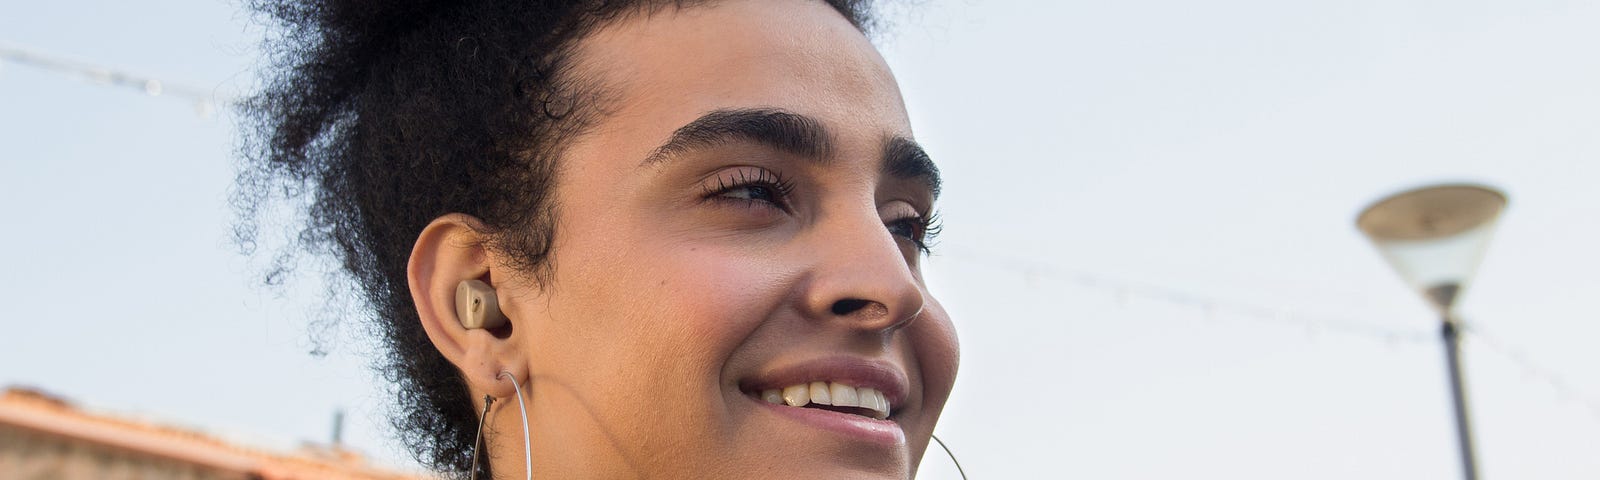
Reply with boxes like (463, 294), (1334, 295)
(235, 0), (876, 476)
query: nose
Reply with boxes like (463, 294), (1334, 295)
(801, 210), (925, 334)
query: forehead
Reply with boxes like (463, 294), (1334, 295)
(568, 0), (910, 158)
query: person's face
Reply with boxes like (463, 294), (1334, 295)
(498, 1), (958, 477)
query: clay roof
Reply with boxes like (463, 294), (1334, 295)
(0, 386), (427, 480)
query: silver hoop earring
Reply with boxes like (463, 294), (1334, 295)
(469, 395), (494, 480)
(467, 373), (534, 480)
(931, 433), (968, 480)
(500, 371), (534, 480)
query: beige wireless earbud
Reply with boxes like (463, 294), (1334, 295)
(455, 279), (506, 329)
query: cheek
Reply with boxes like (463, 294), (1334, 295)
(649, 246), (793, 376)
(556, 239), (790, 387)
(907, 296), (960, 417)
(597, 244), (792, 454)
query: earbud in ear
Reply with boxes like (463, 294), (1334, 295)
(455, 279), (506, 329)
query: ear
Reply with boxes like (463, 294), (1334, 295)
(408, 214), (528, 399)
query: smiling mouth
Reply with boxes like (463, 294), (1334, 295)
(752, 381), (892, 420)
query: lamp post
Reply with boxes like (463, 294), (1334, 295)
(1357, 184), (1507, 480)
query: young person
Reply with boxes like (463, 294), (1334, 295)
(239, 1), (958, 477)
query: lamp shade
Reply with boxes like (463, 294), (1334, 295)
(1357, 184), (1507, 314)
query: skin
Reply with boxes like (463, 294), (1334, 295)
(407, 0), (959, 478)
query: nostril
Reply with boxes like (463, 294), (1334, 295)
(830, 298), (871, 316)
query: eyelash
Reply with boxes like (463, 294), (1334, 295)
(702, 168), (942, 254)
(702, 168), (797, 212)
(888, 211), (942, 254)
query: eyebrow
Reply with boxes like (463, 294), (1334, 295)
(641, 107), (942, 198)
(642, 108), (832, 166)
(884, 135), (942, 199)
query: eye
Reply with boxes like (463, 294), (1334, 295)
(720, 184), (782, 204)
(886, 211), (941, 254)
(702, 167), (795, 212)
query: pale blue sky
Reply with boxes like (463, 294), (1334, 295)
(2, 1), (1597, 478)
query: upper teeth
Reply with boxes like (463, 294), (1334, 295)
(762, 381), (890, 420)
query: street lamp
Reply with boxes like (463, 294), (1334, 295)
(1357, 184), (1507, 480)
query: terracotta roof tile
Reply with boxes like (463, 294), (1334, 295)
(0, 386), (426, 480)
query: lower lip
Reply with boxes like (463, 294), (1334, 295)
(751, 396), (906, 447)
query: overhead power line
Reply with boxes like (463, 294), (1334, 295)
(0, 43), (231, 116)
(935, 243), (1436, 345)
(1463, 321), (1600, 424)
(935, 243), (1600, 425)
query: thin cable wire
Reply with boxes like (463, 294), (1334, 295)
(934, 244), (1436, 346)
(940, 244), (1599, 431)
(499, 371), (533, 480)
(469, 395), (495, 480)
(929, 433), (967, 480)
(1461, 322), (1600, 424)
(0, 43), (232, 110)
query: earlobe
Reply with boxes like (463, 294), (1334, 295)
(408, 214), (524, 399)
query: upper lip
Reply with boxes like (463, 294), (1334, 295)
(739, 356), (910, 411)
